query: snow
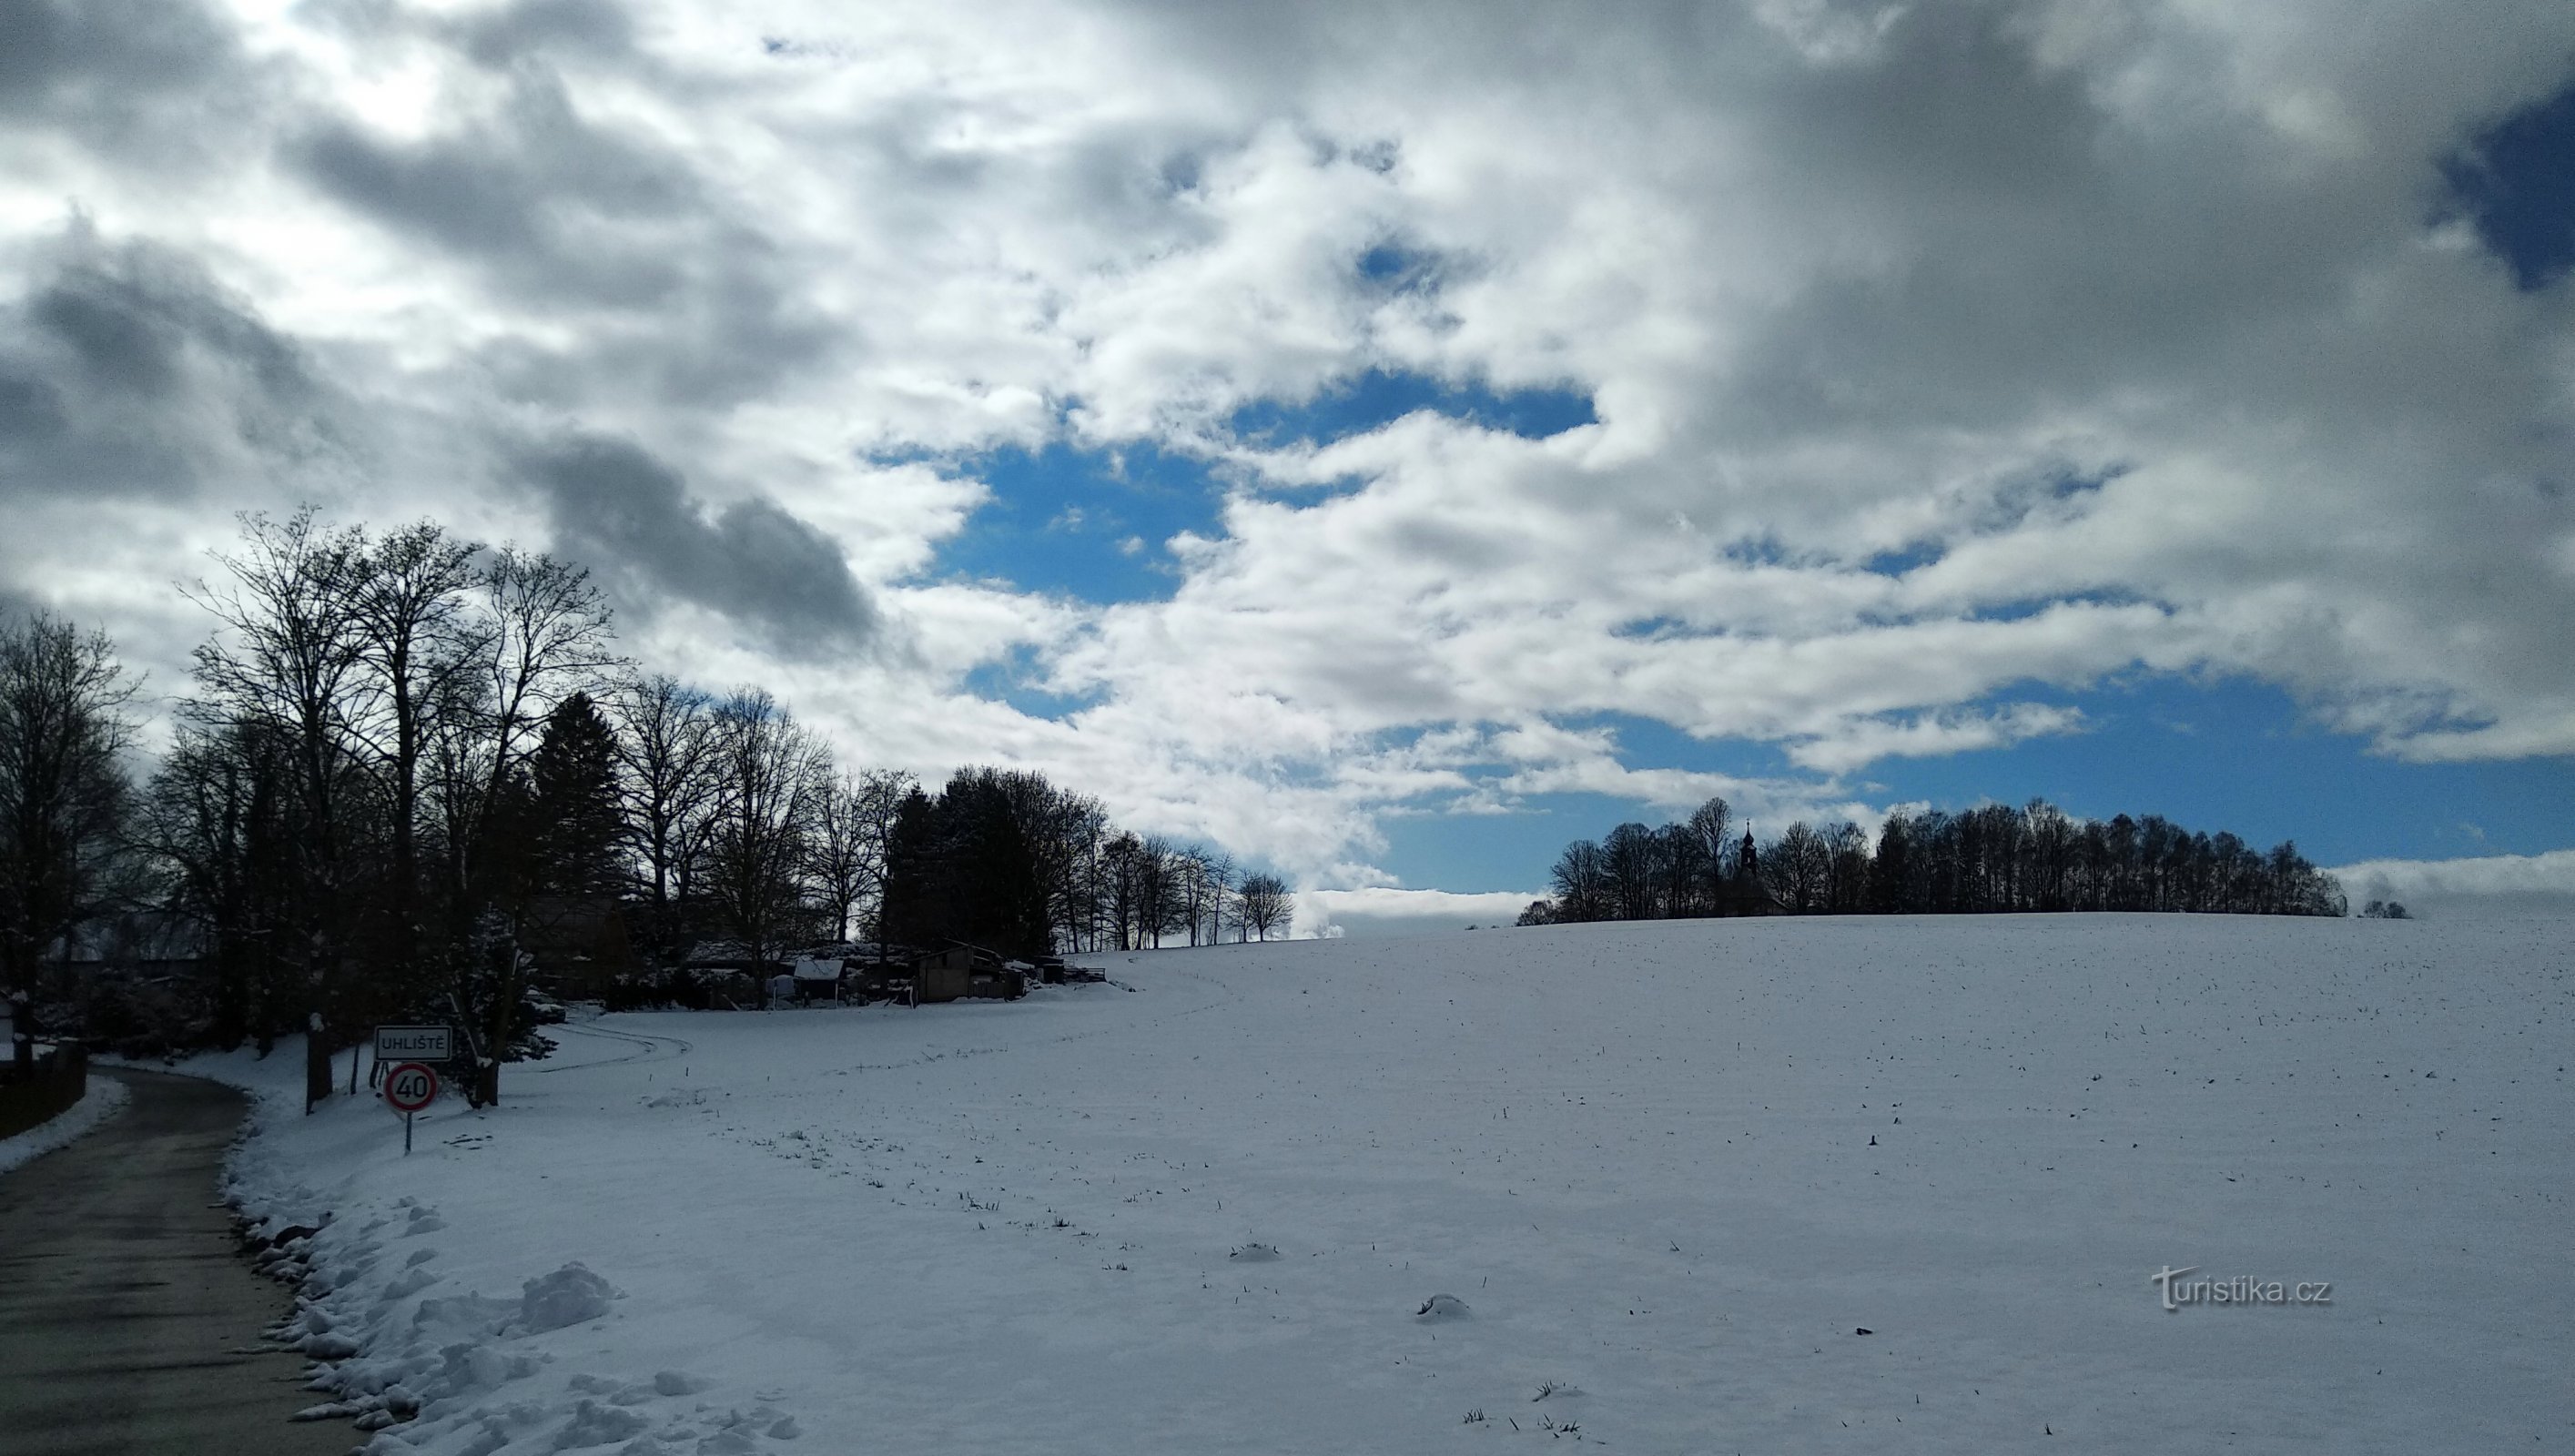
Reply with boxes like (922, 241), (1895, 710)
(151, 914), (2571, 1451)
(0, 1072), (130, 1177)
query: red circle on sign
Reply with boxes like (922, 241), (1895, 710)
(383, 1061), (440, 1113)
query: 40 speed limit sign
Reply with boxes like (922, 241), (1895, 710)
(384, 1060), (439, 1152)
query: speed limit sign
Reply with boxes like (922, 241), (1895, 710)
(384, 1061), (439, 1112)
(384, 1060), (438, 1153)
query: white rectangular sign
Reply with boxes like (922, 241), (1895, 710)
(374, 1025), (452, 1060)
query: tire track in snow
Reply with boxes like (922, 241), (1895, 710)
(527, 1018), (694, 1072)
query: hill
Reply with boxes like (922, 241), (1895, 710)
(168, 915), (2570, 1452)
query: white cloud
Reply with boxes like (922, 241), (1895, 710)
(2330, 851), (2575, 918)
(1294, 886), (1546, 939)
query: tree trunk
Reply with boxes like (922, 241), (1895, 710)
(9, 990), (32, 1079)
(303, 1013), (331, 1114)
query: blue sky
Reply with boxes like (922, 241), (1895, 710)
(938, 363), (2575, 898)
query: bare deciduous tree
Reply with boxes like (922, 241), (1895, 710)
(346, 521), (482, 969)
(701, 689), (829, 1004)
(182, 510), (373, 1034)
(806, 766), (914, 943)
(1687, 796), (1732, 912)
(608, 673), (722, 961)
(0, 614), (137, 995)
(1236, 872), (1292, 942)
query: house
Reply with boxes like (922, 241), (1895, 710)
(913, 943), (1029, 1003)
(675, 942), (788, 1007)
(789, 957), (846, 1005)
(838, 943), (921, 1004)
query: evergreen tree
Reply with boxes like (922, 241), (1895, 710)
(877, 787), (944, 949)
(530, 692), (624, 898)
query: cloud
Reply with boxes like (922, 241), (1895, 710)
(0, 222), (351, 500)
(1784, 703), (2088, 774)
(0, 0), (255, 167)
(0, 0), (2569, 891)
(2330, 850), (2575, 918)
(289, 76), (703, 308)
(522, 433), (881, 655)
(1294, 885), (1546, 939)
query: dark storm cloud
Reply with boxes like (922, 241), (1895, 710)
(286, 56), (838, 406)
(522, 433), (880, 654)
(0, 227), (350, 500)
(300, 0), (638, 67)
(0, 0), (257, 166)
(1705, 4), (2470, 446)
(447, 0), (638, 68)
(289, 72), (700, 308)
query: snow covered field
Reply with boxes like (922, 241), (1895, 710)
(179, 915), (2568, 1453)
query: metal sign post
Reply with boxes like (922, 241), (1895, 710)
(383, 1060), (439, 1154)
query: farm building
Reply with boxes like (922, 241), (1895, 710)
(913, 944), (1029, 1003)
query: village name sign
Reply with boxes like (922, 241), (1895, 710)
(373, 1025), (453, 1061)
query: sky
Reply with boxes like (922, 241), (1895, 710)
(3, 0), (2571, 934)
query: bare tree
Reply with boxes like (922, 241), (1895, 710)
(139, 720), (298, 1047)
(607, 673), (720, 962)
(0, 614), (137, 996)
(1137, 835), (1183, 947)
(1602, 823), (1658, 920)
(1687, 796), (1732, 912)
(701, 690), (829, 1004)
(346, 521), (482, 969)
(1056, 793), (1109, 952)
(1173, 845), (1213, 946)
(461, 548), (621, 868)
(444, 548), (619, 1102)
(1236, 872), (1292, 942)
(1199, 849), (1234, 946)
(806, 766), (913, 943)
(182, 510), (373, 1036)
(1768, 822), (1830, 913)
(1655, 822), (1708, 917)
(1824, 820), (1870, 913)
(1548, 838), (1609, 922)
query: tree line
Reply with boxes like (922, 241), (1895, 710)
(0, 510), (1300, 1083)
(1518, 794), (2349, 924)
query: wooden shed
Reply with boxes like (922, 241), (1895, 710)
(914, 943), (1028, 1003)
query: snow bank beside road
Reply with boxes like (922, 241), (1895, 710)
(0, 1074), (131, 1177)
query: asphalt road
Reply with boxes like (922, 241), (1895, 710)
(0, 1069), (354, 1456)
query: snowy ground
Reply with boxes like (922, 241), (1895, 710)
(161, 915), (2569, 1453)
(0, 1073), (130, 1177)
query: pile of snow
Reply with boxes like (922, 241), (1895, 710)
(0, 1075), (130, 1177)
(513, 1263), (620, 1335)
(154, 915), (2569, 1451)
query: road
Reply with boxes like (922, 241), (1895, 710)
(0, 1069), (354, 1456)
